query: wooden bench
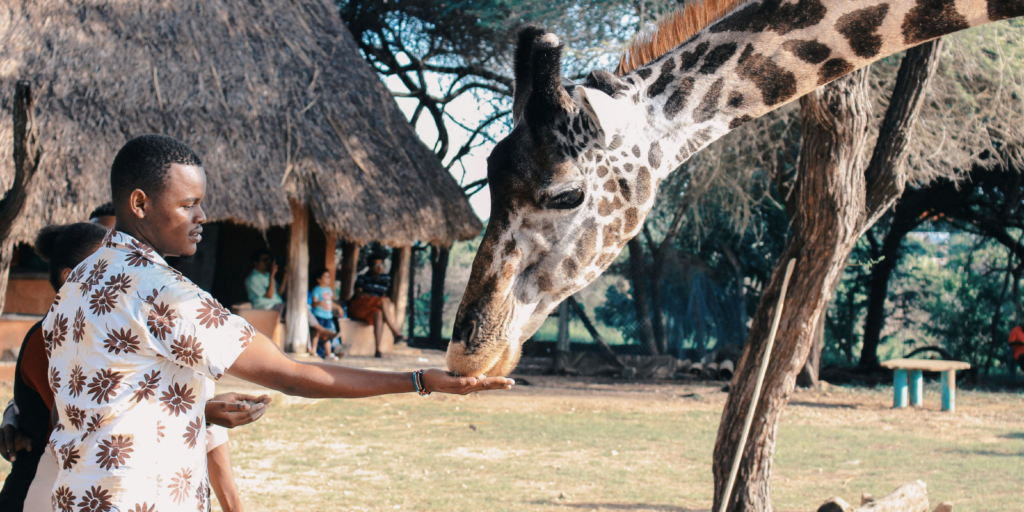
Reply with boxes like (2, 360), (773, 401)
(880, 358), (970, 412)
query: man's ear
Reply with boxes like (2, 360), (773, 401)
(578, 87), (627, 150)
(128, 189), (148, 219)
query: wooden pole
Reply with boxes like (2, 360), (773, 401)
(324, 233), (337, 289)
(284, 199), (309, 353)
(0, 81), (42, 315)
(894, 369), (909, 408)
(389, 246), (411, 335)
(339, 241), (359, 302)
(909, 369), (923, 407)
(718, 258), (796, 512)
(408, 247), (422, 339)
(941, 370), (955, 412)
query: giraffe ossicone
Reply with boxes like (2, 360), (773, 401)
(446, 0), (1024, 378)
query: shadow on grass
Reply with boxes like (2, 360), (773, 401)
(788, 401), (856, 409)
(940, 448), (1024, 457)
(529, 501), (706, 511)
(997, 432), (1024, 440)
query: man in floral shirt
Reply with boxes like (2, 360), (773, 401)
(44, 135), (514, 512)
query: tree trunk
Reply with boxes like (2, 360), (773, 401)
(285, 200), (310, 353)
(553, 300), (572, 373)
(0, 81), (42, 314)
(649, 247), (669, 354)
(713, 68), (874, 512)
(798, 312), (826, 387)
(712, 40), (943, 512)
(860, 219), (915, 368)
(428, 245), (450, 349)
(626, 237), (658, 355)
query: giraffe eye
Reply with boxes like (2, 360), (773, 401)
(545, 187), (585, 210)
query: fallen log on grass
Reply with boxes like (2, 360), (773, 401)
(689, 362), (703, 377)
(702, 361), (720, 380)
(816, 480), (949, 512)
(719, 360), (735, 380)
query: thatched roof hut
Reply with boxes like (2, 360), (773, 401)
(0, 0), (482, 247)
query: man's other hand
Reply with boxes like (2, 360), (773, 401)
(0, 423), (32, 462)
(205, 392), (272, 428)
(421, 369), (515, 395)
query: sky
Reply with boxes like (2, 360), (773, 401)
(385, 75), (500, 222)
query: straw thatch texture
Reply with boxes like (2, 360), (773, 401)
(0, 0), (481, 246)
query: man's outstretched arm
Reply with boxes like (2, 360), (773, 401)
(226, 334), (514, 398)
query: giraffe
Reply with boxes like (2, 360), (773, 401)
(446, 0), (1024, 378)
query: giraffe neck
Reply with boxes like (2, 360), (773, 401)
(599, 0), (1016, 185)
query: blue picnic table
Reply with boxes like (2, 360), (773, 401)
(880, 358), (971, 412)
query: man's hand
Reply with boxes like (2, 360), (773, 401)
(271, 262), (279, 276)
(205, 392), (272, 428)
(421, 369), (515, 395)
(0, 424), (32, 462)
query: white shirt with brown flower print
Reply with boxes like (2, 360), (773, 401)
(44, 231), (256, 512)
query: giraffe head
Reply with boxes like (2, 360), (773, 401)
(446, 27), (658, 377)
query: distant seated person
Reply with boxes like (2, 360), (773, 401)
(310, 267), (344, 360)
(1009, 325), (1024, 372)
(348, 253), (405, 357)
(88, 201), (116, 229)
(246, 247), (286, 311)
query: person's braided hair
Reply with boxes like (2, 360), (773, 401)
(34, 223), (109, 291)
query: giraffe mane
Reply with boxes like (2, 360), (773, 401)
(615, 0), (746, 76)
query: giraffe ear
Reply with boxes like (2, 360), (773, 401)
(578, 87), (627, 149)
(512, 25), (545, 127)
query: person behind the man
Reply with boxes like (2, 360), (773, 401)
(245, 248), (284, 311)
(88, 202), (115, 230)
(348, 254), (405, 358)
(43, 134), (512, 510)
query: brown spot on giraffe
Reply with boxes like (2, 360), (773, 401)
(623, 163), (634, 173)
(818, 58), (853, 85)
(729, 115), (753, 129)
(648, 142), (662, 170)
(636, 166), (652, 204)
(536, 272), (554, 292)
(631, 145), (642, 158)
(623, 208), (640, 234)
(989, 0), (1024, 20)
(781, 39), (831, 64)
(837, 4), (890, 58)
(598, 198), (615, 216)
(602, 219), (623, 248)
(503, 238), (520, 258)
(902, 0), (968, 45)
(597, 165), (609, 177)
(710, 0), (827, 36)
(727, 91), (744, 108)
(680, 42), (710, 71)
(647, 58), (677, 98)
(736, 44), (797, 107)
(575, 220), (598, 263)
(664, 77), (696, 120)
(618, 179), (632, 202)
(603, 179), (618, 193)
(562, 258), (579, 279)
(699, 42), (739, 75)
(694, 78), (725, 123)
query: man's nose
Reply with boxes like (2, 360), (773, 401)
(195, 204), (207, 224)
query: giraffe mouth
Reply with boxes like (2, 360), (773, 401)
(446, 295), (529, 377)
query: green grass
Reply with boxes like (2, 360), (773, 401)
(2, 382), (1021, 511)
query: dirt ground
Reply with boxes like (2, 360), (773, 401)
(2, 350), (1022, 511)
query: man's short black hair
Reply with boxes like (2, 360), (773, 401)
(88, 202), (115, 220)
(110, 134), (202, 206)
(251, 247), (271, 263)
